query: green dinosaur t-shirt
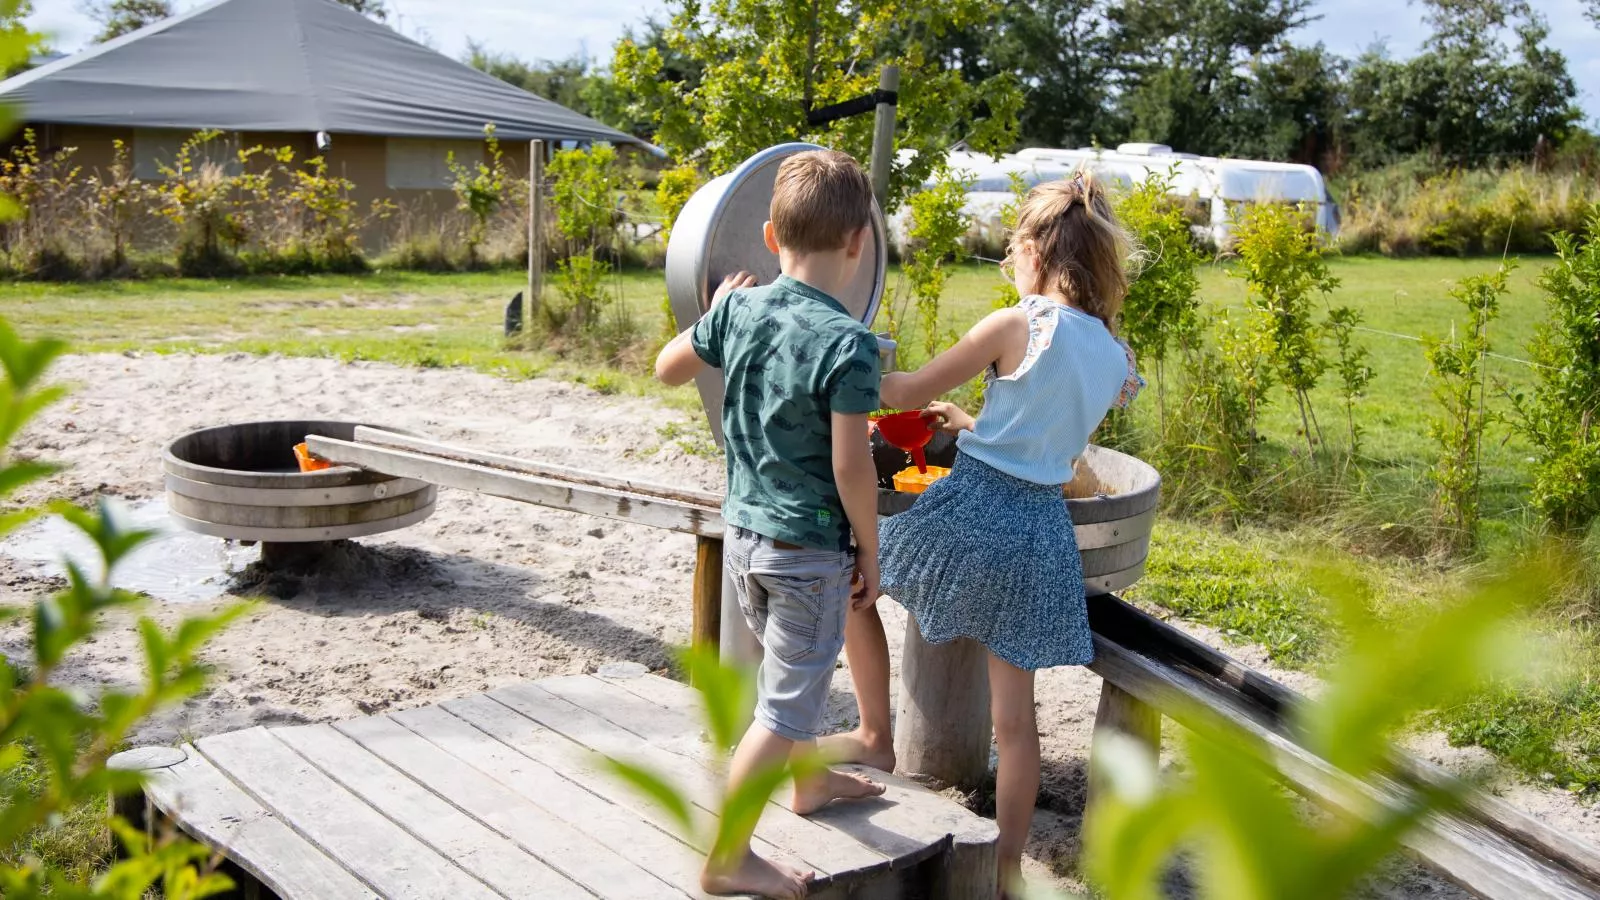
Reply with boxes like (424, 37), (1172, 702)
(692, 274), (881, 550)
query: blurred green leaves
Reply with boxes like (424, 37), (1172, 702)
(0, 316), (246, 897)
(1077, 551), (1564, 900)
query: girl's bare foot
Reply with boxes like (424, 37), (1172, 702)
(818, 728), (896, 772)
(701, 850), (812, 899)
(793, 767), (886, 815)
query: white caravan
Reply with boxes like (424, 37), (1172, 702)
(890, 143), (1339, 252)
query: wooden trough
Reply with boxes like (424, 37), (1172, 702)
(114, 668), (997, 899)
(163, 421), (436, 551)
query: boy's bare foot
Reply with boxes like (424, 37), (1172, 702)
(701, 850), (812, 899)
(818, 728), (896, 773)
(793, 767), (886, 815)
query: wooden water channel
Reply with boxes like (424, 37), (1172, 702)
(121, 426), (1600, 899)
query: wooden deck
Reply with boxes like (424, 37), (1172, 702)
(119, 665), (997, 899)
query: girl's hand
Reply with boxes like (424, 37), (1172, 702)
(712, 271), (757, 305)
(923, 401), (975, 434)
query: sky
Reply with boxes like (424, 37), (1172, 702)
(25, 0), (1600, 125)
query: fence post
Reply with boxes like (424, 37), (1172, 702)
(869, 65), (900, 213)
(527, 139), (544, 327)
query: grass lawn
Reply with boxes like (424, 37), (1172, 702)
(3, 254), (1595, 795)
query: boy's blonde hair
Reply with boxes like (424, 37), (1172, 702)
(1009, 171), (1133, 328)
(770, 150), (874, 254)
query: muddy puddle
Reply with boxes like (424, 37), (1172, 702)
(1, 498), (258, 603)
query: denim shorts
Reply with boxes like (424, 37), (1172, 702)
(725, 526), (855, 742)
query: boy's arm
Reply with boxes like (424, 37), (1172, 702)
(654, 330), (704, 386)
(831, 411), (878, 609)
(654, 271), (758, 386)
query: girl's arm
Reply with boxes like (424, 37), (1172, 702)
(879, 307), (1028, 410)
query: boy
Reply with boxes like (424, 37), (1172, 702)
(655, 149), (885, 900)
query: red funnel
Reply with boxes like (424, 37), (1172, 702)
(874, 410), (934, 473)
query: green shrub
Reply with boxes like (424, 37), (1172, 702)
(1232, 202), (1339, 457)
(1511, 208), (1600, 533)
(899, 167), (972, 366)
(1337, 159), (1600, 258)
(1115, 169), (1204, 438)
(546, 145), (624, 336)
(1424, 265), (1509, 556)
(447, 124), (511, 266)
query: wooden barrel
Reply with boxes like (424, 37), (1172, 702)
(163, 421), (436, 543)
(875, 436), (1160, 596)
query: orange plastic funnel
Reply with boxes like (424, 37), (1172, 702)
(873, 410), (934, 473)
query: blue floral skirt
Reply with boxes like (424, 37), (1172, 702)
(879, 450), (1092, 670)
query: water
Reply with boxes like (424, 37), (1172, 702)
(1, 499), (259, 603)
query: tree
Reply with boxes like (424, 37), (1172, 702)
(611, 0), (1022, 211)
(466, 42), (594, 114)
(1223, 44), (1348, 165)
(1108, 0), (1317, 153)
(333, 0), (386, 19)
(80, 0), (171, 42)
(1, 0), (48, 75)
(930, 0), (1116, 150)
(1344, 0), (1578, 166)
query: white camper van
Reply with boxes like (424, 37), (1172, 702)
(889, 143), (1338, 252)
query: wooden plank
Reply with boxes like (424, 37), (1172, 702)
(306, 435), (725, 537)
(1089, 635), (1600, 900)
(491, 681), (891, 880)
(693, 536), (724, 660)
(351, 427), (724, 508)
(437, 693), (803, 872)
(143, 746), (378, 900)
(387, 704), (718, 899)
(195, 728), (503, 900)
(570, 674), (997, 866)
(440, 693), (719, 838)
(271, 724), (594, 899)
(325, 715), (682, 900)
(1397, 758), (1600, 888)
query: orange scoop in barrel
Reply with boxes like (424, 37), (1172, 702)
(873, 410), (935, 473)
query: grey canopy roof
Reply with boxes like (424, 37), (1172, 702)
(0, 0), (646, 147)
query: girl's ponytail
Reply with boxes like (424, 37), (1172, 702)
(1009, 171), (1135, 329)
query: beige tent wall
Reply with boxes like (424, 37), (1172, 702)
(21, 123), (532, 254)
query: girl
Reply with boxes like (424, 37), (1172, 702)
(822, 172), (1143, 897)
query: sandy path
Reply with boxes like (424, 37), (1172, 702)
(1, 352), (1592, 897)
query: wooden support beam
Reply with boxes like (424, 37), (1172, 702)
(1086, 680), (1161, 811)
(692, 536), (723, 672)
(306, 435), (724, 538)
(893, 618), (991, 792)
(349, 427), (723, 509)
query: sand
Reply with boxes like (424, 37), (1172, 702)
(1, 352), (1594, 898)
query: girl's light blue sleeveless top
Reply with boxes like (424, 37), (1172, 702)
(955, 295), (1141, 486)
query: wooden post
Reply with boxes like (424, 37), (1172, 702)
(894, 617), (991, 792)
(931, 830), (1000, 900)
(107, 746), (187, 857)
(527, 139), (544, 327)
(868, 65), (900, 213)
(1086, 680), (1161, 809)
(692, 536), (724, 682)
